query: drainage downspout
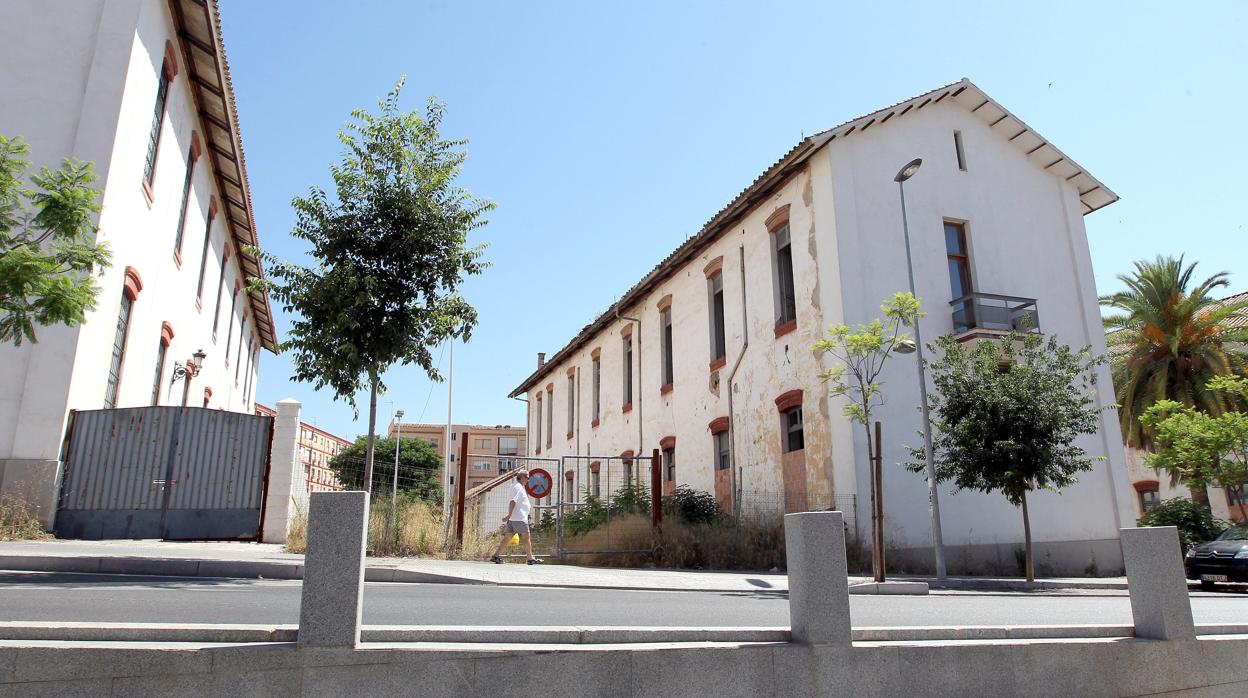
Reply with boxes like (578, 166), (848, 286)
(726, 243), (749, 521)
(616, 309), (643, 473)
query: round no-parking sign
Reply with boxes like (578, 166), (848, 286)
(525, 468), (553, 499)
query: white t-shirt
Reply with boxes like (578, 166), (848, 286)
(509, 482), (531, 521)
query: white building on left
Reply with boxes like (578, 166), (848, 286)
(0, 0), (278, 521)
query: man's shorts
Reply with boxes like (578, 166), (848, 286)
(505, 520), (530, 535)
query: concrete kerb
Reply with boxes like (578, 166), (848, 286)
(5, 621), (1248, 645)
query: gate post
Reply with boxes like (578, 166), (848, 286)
(262, 398), (307, 543)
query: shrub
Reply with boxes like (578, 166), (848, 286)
(1137, 497), (1229, 552)
(661, 485), (723, 525)
(0, 496), (50, 541)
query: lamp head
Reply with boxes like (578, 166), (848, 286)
(894, 158), (923, 183)
(395, 410), (405, 419)
(894, 338), (918, 355)
(192, 349), (207, 362)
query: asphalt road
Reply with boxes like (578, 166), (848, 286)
(1, 571), (1245, 628)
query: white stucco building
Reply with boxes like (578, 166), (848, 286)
(0, 0), (278, 521)
(511, 79), (1137, 575)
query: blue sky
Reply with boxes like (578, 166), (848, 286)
(220, 0), (1247, 440)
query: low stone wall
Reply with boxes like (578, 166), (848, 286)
(0, 498), (1230, 697)
(891, 537), (1125, 577)
(1, 636), (1246, 697)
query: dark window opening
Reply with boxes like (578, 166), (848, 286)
(710, 272), (726, 361)
(715, 431), (731, 470)
(944, 221), (972, 301)
(954, 130), (967, 171)
(775, 225), (797, 325)
(783, 406), (804, 453)
(661, 308), (674, 387)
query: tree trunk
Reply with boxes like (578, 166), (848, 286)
(868, 420), (885, 583)
(1021, 488), (1034, 583)
(363, 369), (379, 493)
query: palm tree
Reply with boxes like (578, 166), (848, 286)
(1101, 255), (1248, 447)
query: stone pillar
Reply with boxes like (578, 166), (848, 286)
(1121, 526), (1195, 641)
(262, 398), (308, 543)
(784, 511), (852, 644)
(299, 491), (369, 648)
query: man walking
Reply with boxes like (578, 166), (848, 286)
(490, 470), (542, 565)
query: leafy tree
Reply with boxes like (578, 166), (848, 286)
(1136, 497), (1229, 552)
(912, 330), (1106, 581)
(1101, 255), (1248, 446)
(250, 79), (492, 491)
(814, 291), (922, 582)
(1140, 376), (1248, 520)
(327, 436), (443, 505)
(0, 134), (110, 345)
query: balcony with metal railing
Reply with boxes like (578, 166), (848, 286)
(950, 293), (1039, 340)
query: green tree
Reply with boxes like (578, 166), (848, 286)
(814, 291), (922, 582)
(912, 331), (1106, 581)
(250, 79), (492, 492)
(1140, 376), (1248, 521)
(1101, 255), (1248, 447)
(328, 436), (444, 505)
(1136, 498), (1229, 553)
(0, 134), (110, 345)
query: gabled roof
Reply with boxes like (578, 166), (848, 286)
(509, 78), (1119, 397)
(168, 0), (278, 353)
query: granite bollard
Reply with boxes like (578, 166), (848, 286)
(298, 491), (369, 648)
(1120, 526), (1195, 641)
(784, 511), (852, 644)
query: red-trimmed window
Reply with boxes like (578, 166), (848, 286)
(567, 369), (575, 439)
(621, 450), (635, 485)
(104, 268), (143, 408)
(223, 282), (240, 363)
(143, 42), (178, 189)
(172, 132), (200, 258)
(709, 417), (731, 471)
(1134, 480), (1160, 514)
(768, 207), (797, 332)
(661, 436), (676, 482)
(149, 322), (174, 405)
(707, 263), (726, 368)
(775, 389), (804, 453)
(534, 392), (542, 453)
(621, 327), (634, 410)
(658, 295), (673, 392)
(591, 348), (601, 426)
(545, 384), (554, 449)
(211, 245), (230, 339)
(195, 198), (218, 303)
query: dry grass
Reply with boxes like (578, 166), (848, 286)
(0, 496), (51, 541)
(283, 496), (494, 560)
(566, 515), (790, 571)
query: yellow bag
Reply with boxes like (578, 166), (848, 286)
(508, 533), (520, 546)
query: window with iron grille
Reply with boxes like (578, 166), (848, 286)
(709, 271), (726, 362)
(103, 292), (133, 408)
(715, 431), (730, 470)
(143, 67), (170, 185)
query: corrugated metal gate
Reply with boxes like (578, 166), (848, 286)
(55, 407), (273, 540)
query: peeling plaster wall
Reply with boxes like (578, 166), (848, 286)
(529, 171), (839, 516)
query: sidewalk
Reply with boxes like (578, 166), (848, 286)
(0, 540), (1129, 593)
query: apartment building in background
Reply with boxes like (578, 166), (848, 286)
(255, 404), (351, 493)
(387, 423), (527, 491)
(511, 79), (1138, 575)
(0, 0), (277, 519)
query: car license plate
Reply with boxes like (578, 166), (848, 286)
(1201, 574), (1228, 582)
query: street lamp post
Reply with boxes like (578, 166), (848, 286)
(391, 409), (404, 538)
(894, 158), (948, 579)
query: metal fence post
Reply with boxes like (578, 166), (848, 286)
(454, 431), (469, 548)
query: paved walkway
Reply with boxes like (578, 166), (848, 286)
(0, 540), (1129, 592)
